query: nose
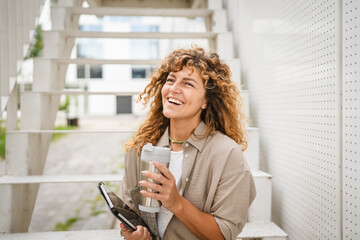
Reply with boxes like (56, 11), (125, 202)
(170, 81), (182, 93)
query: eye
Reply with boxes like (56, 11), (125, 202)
(166, 78), (175, 83)
(185, 82), (194, 87)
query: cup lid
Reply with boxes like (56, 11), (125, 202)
(141, 143), (170, 162)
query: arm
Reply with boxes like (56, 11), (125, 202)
(170, 195), (225, 240)
(119, 149), (139, 210)
(141, 146), (256, 240)
(140, 161), (225, 240)
(120, 149), (153, 240)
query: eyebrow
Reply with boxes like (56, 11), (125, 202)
(183, 77), (199, 85)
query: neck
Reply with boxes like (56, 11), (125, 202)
(169, 119), (200, 144)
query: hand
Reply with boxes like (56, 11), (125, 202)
(120, 223), (152, 240)
(139, 161), (183, 213)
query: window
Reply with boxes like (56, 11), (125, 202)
(77, 24), (103, 79)
(131, 68), (146, 79)
(130, 25), (159, 79)
(116, 96), (132, 114)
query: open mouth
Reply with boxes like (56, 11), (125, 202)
(168, 97), (184, 105)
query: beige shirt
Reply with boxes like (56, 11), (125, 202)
(120, 122), (256, 240)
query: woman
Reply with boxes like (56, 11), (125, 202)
(119, 47), (256, 240)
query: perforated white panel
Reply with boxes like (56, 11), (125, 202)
(343, 0), (360, 239)
(234, 0), (342, 239)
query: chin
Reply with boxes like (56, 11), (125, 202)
(163, 111), (175, 119)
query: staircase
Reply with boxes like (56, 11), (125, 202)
(0, 0), (287, 239)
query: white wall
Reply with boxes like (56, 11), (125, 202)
(342, 1), (360, 239)
(224, 0), (359, 239)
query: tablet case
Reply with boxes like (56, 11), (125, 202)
(99, 182), (156, 239)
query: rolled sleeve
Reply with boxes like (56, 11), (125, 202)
(211, 147), (256, 239)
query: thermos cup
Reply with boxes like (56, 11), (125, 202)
(139, 143), (170, 213)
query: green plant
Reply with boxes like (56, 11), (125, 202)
(59, 96), (70, 112)
(25, 25), (43, 60)
(0, 128), (5, 160)
(52, 125), (77, 142)
(54, 216), (83, 231)
(91, 210), (106, 216)
(52, 188), (108, 231)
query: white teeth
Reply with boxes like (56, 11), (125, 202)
(168, 98), (183, 105)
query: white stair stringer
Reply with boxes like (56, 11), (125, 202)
(0, 0), (47, 234)
(1, 0), (84, 234)
(0, 0), (45, 118)
(4, 93), (67, 233)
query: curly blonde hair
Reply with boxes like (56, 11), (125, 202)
(125, 47), (247, 154)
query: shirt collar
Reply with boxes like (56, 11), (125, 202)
(156, 121), (208, 152)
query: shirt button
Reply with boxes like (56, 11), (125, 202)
(185, 154), (189, 158)
(186, 178), (189, 182)
(185, 143), (189, 147)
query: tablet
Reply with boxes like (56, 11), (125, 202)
(98, 181), (137, 231)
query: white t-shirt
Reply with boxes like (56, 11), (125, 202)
(157, 150), (183, 237)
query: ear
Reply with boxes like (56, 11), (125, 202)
(201, 101), (207, 110)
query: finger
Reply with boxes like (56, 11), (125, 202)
(120, 223), (131, 233)
(153, 161), (174, 180)
(140, 189), (160, 201)
(141, 170), (167, 185)
(139, 180), (162, 192)
(142, 227), (151, 239)
(120, 223), (133, 239)
(135, 226), (145, 239)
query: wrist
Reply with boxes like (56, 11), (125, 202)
(170, 196), (185, 216)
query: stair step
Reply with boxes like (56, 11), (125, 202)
(65, 7), (213, 17)
(0, 229), (122, 240)
(24, 90), (248, 97)
(39, 58), (240, 66)
(0, 222), (287, 240)
(57, 30), (218, 39)
(6, 128), (253, 134)
(0, 160), (264, 185)
(244, 127), (259, 171)
(42, 31), (234, 58)
(237, 222), (288, 239)
(34, 58), (241, 86)
(252, 170), (272, 178)
(0, 174), (123, 185)
(7, 127), (255, 134)
(6, 130), (136, 134)
(28, 90), (141, 96)
(248, 171), (272, 223)
(55, 58), (162, 65)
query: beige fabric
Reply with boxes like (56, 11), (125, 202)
(119, 122), (256, 240)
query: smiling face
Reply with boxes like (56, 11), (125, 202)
(161, 66), (207, 125)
